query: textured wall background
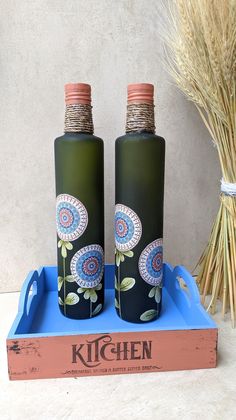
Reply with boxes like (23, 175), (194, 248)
(0, 0), (220, 292)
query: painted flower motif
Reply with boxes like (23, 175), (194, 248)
(56, 194), (88, 242)
(70, 244), (104, 288)
(115, 204), (142, 252)
(77, 283), (102, 303)
(138, 239), (163, 286)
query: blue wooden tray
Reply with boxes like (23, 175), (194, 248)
(7, 263), (217, 380)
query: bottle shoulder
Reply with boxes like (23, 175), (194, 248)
(116, 132), (165, 145)
(55, 133), (103, 145)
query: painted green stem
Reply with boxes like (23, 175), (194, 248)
(90, 299), (92, 318)
(63, 256), (66, 316)
(118, 264), (122, 318)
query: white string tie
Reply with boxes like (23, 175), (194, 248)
(221, 178), (236, 196)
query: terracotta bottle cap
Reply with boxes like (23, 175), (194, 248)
(65, 83), (91, 105)
(127, 83), (154, 104)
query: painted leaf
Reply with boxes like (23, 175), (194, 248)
(115, 298), (120, 308)
(92, 303), (102, 316)
(58, 240), (63, 248)
(155, 287), (161, 303)
(120, 253), (125, 262)
(65, 275), (75, 282)
(58, 276), (64, 291)
(115, 276), (118, 290)
(115, 252), (121, 267)
(140, 309), (157, 322)
(65, 292), (79, 305)
(77, 287), (86, 294)
(120, 277), (135, 292)
(90, 290), (98, 303)
(84, 290), (91, 300)
(61, 245), (67, 258)
(65, 241), (73, 250)
(122, 250), (134, 258)
(148, 287), (156, 298)
(58, 296), (64, 305)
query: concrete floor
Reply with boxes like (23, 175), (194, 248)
(0, 292), (236, 420)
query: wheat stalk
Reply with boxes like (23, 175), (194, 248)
(162, 0), (236, 326)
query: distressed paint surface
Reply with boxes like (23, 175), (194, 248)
(7, 329), (217, 380)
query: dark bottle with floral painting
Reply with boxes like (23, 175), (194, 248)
(55, 83), (104, 319)
(115, 83), (165, 323)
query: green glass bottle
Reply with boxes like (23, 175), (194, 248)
(115, 83), (165, 323)
(55, 83), (104, 319)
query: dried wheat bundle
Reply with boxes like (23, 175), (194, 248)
(163, 0), (236, 325)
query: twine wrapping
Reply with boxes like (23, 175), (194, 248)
(125, 103), (155, 133)
(64, 104), (94, 134)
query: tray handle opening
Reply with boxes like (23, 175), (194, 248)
(14, 269), (45, 334)
(26, 279), (38, 316)
(173, 266), (200, 305)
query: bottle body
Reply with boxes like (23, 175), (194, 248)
(55, 132), (104, 319)
(115, 132), (165, 323)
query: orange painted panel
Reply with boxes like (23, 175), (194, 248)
(7, 329), (217, 380)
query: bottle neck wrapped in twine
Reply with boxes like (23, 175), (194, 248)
(64, 104), (94, 134)
(125, 83), (155, 134)
(64, 83), (94, 134)
(125, 103), (155, 134)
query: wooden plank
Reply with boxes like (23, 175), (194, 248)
(7, 329), (217, 380)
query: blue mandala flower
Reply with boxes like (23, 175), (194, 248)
(138, 239), (163, 286)
(56, 194), (88, 241)
(70, 244), (104, 288)
(115, 204), (142, 252)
